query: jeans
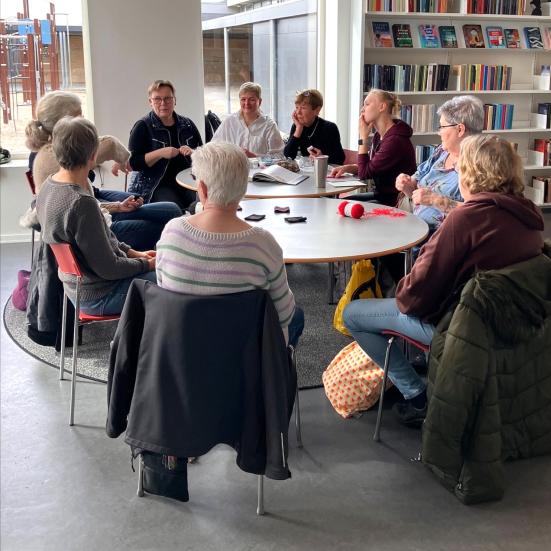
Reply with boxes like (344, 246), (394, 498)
(96, 189), (182, 250)
(151, 184), (197, 212)
(343, 298), (434, 399)
(80, 271), (157, 316)
(288, 306), (305, 349)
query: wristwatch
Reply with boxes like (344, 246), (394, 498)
(358, 139), (364, 146)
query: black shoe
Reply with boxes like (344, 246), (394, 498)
(393, 401), (427, 428)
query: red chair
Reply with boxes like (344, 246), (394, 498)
(373, 330), (430, 442)
(49, 243), (120, 426)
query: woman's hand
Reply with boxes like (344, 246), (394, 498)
(330, 164), (358, 178)
(308, 146), (322, 158)
(117, 196), (143, 213)
(292, 110), (303, 137)
(395, 174), (417, 197)
(358, 116), (373, 142)
(412, 187), (434, 206)
(241, 147), (257, 158)
(161, 146), (180, 159)
(127, 249), (157, 270)
(111, 160), (131, 177)
(179, 145), (193, 156)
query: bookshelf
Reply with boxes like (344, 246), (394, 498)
(362, 6), (551, 206)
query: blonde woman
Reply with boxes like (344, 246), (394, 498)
(211, 82), (284, 158)
(344, 135), (544, 425)
(330, 88), (416, 206)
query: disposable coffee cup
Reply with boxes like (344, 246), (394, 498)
(314, 155), (329, 189)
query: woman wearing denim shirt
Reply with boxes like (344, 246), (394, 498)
(395, 95), (484, 232)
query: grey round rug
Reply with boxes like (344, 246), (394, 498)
(3, 263), (351, 388)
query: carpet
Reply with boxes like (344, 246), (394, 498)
(3, 263), (352, 388)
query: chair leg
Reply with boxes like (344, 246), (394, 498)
(295, 386), (303, 449)
(69, 288), (80, 426)
(31, 229), (35, 266)
(327, 262), (336, 304)
(59, 293), (68, 380)
(137, 454), (144, 497)
(373, 336), (394, 442)
(256, 475), (264, 516)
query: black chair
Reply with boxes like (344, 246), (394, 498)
(107, 281), (301, 514)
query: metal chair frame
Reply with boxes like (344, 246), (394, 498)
(50, 243), (120, 426)
(136, 343), (303, 515)
(373, 329), (430, 442)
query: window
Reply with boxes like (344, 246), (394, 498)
(0, 0), (86, 157)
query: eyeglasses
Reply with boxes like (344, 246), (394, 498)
(437, 123), (458, 130)
(151, 96), (175, 105)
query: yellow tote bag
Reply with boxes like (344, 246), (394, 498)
(333, 259), (382, 336)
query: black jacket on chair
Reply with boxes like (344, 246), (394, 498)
(106, 280), (296, 480)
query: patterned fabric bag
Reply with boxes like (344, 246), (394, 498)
(323, 341), (392, 418)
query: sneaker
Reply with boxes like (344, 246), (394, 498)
(392, 401), (427, 428)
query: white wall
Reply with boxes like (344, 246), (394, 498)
(82, 0), (205, 188)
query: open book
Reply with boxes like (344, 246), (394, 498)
(326, 175), (364, 187)
(250, 165), (308, 186)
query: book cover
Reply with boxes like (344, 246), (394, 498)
(504, 28), (521, 49)
(419, 25), (440, 48)
(392, 24), (413, 48)
(372, 22), (393, 48)
(544, 27), (551, 49)
(250, 165), (308, 185)
(439, 26), (458, 48)
(486, 26), (506, 48)
(463, 25), (485, 48)
(524, 27), (544, 49)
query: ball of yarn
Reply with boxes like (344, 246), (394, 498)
(338, 201), (364, 219)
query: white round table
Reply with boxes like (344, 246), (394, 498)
(176, 168), (365, 199)
(236, 198), (429, 263)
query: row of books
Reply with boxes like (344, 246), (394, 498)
(372, 21), (550, 49)
(415, 145), (438, 165)
(400, 104), (437, 132)
(524, 176), (551, 204)
(451, 64), (512, 91)
(364, 64), (451, 92)
(463, 0), (526, 14)
(534, 139), (551, 166)
(483, 103), (514, 130)
(537, 103), (551, 129)
(367, 0), (450, 11)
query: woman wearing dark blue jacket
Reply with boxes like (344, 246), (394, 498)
(128, 80), (203, 211)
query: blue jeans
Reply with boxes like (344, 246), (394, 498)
(96, 189), (182, 250)
(80, 271), (157, 316)
(288, 306), (305, 349)
(343, 298), (434, 399)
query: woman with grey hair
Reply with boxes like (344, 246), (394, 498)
(211, 81), (285, 158)
(155, 141), (304, 347)
(36, 116), (157, 316)
(395, 94), (484, 231)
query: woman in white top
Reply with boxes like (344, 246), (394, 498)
(211, 82), (284, 158)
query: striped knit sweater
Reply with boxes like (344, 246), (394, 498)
(156, 217), (296, 329)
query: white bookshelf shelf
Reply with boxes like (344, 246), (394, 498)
(391, 90), (551, 95)
(365, 12), (551, 22)
(524, 165), (551, 170)
(414, 128), (551, 136)
(364, 47), (542, 53)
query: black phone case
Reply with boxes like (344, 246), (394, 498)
(285, 216), (307, 223)
(244, 214), (266, 221)
(274, 206), (290, 213)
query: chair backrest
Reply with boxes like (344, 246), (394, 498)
(381, 329), (430, 353)
(25, 170), (37, 196)
(49, 243), (83, 278)
(343, 149), (358, 165)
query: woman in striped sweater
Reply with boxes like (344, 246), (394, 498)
(156, 141), (304, 346)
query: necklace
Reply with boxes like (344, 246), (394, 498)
(306, 118), (320, 139)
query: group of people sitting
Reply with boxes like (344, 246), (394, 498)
(25, 78), (547, 430)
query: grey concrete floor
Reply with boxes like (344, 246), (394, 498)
(1, 242), (551, 551)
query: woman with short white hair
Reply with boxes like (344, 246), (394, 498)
(211, 82), (285, 158)
(155, 141), (304, 346)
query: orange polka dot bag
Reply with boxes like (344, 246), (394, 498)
(322, 341), (392, 418)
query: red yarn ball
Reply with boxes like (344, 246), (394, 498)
(338, 201), (349, 215)
(349, 203), (364, 219)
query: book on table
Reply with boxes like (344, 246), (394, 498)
(326, 175), (364, 187)
(250, 164), (308, 185)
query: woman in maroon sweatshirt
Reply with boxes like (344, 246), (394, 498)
(330, 89), (416, 206)
(343, 135), (544, 425)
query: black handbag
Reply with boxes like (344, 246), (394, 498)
(142, 452), (189, 502)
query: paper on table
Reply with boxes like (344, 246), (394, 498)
(326, 176), (364, 187)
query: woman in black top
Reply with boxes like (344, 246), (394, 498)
(283, 89), (345, 165)
(128, 80), (202, 211)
